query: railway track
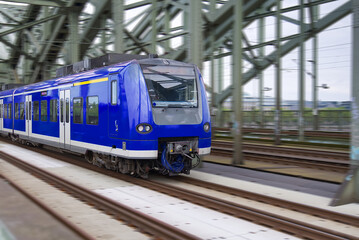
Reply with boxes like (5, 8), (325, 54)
(0, 150), (200, 240)
(212, 140), (350, 172)
(214, 127), (350, 139)
(0, 173), (94, 240)
(1, 141), (357, 239)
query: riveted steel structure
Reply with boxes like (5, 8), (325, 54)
(0, 0), (357, 203)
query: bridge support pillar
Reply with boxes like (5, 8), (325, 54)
(331, 0), (359, 206)
(112, 0), (124, 53)
(232, 0), (244, 165)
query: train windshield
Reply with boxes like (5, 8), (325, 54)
(141, 64), (198, 108)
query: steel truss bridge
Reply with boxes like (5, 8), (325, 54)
(0, 0), (358, 204)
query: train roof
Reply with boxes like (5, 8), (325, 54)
(0, 56), (195, 98)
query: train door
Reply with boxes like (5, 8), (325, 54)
(59, 89), (71, 148)
(108, 74), (120, 138)
(0, 99), (3, 131)
(25, 95), (32, 137)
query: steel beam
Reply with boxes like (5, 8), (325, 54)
(245, 0), (335, 22)
(0, 0), (65, 7)
(80, 0), (110, 57)
(31, 0), (87, 82)
(188, 0), (202, 70)
(124, 0), (151, 10)
(298, 0), (305, 142)
(309, 0), (319, 130)
(210, 0), (216, 109)
(232, 0), (243, 165)
(151, 0), (157, 54)
(0, 10), (21, 23)
(163, 1), (170, 53)
(331, 0), (359, 206)
(258, 9), (265, 128)
(69, 9), (79, 63)
(0, 13), (62, 38)
(0, 37), (36, 60)
(113, 0), (124, 53)
(8, 4), (41, 69)
(217, 48), (223, 126)
(274, 0), (282, 145)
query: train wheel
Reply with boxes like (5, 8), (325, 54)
(85, 151), (94, 164)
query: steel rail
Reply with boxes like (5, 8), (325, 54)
(12, 146), (354, 239)
(1, 140), (356, 239)
(0, 151), (200, 240)
(213, 140), (349, 160)
(0, 166), (94, 240)
(136, 180), (357, 240)
(211, 142), (349, 172)
(213, 127), (350, 139)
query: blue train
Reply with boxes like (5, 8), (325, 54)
(0, 54), (211, 177)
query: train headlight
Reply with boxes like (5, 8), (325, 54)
(203, 122), (210, 132)
(136, 123), (152, 134)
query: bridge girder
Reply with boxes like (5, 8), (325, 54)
(0, 0), (352, 87)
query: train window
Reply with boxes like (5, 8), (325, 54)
(86, 96), (99, 125)
(111, 80), (117, 105)
(41, 100), (48, 121)
(20, 103), (24, 120)
(66, 98), (69, 123)
(15, 103), (19, 119)
(4, 104), (7, 118)
(50, 99), (57, 122)
(26, 102), (28, 120)
(8, 103), (12, 119)
(73, 97), (83, 124)
(26, 102), (32, 121)
(33, 101), (39, 121)
(29, 102), (32, 120)
(0, 104), (2, 118)
(60, 99), (64, 123)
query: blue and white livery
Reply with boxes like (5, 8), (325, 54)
(0, 54), (211, 177)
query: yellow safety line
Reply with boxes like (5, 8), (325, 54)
(73, 77), (108, 86)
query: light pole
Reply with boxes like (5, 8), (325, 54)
(313, 82), (329, 130)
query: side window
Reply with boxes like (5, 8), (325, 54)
(33, 101), (39, 121)
(0, 103), (2, 118)
(66, 98), (69, 123)
(15, 103), (19, 119)
(73, 98), (83, 124)
(50, 99), (58, 122)
(41, 100), (47, 121)
(8, 103), (12, 119)
(86, 96), (99, 125)
(26, 101), (32, 121)
(111, 80), (117, 105)
(29, 101), (32, 120)
(20, 103), (25, 120)
(4, 104), (6, 119)
(60, 99), (64, 123)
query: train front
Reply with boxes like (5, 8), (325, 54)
(139, 58), (211, 175)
